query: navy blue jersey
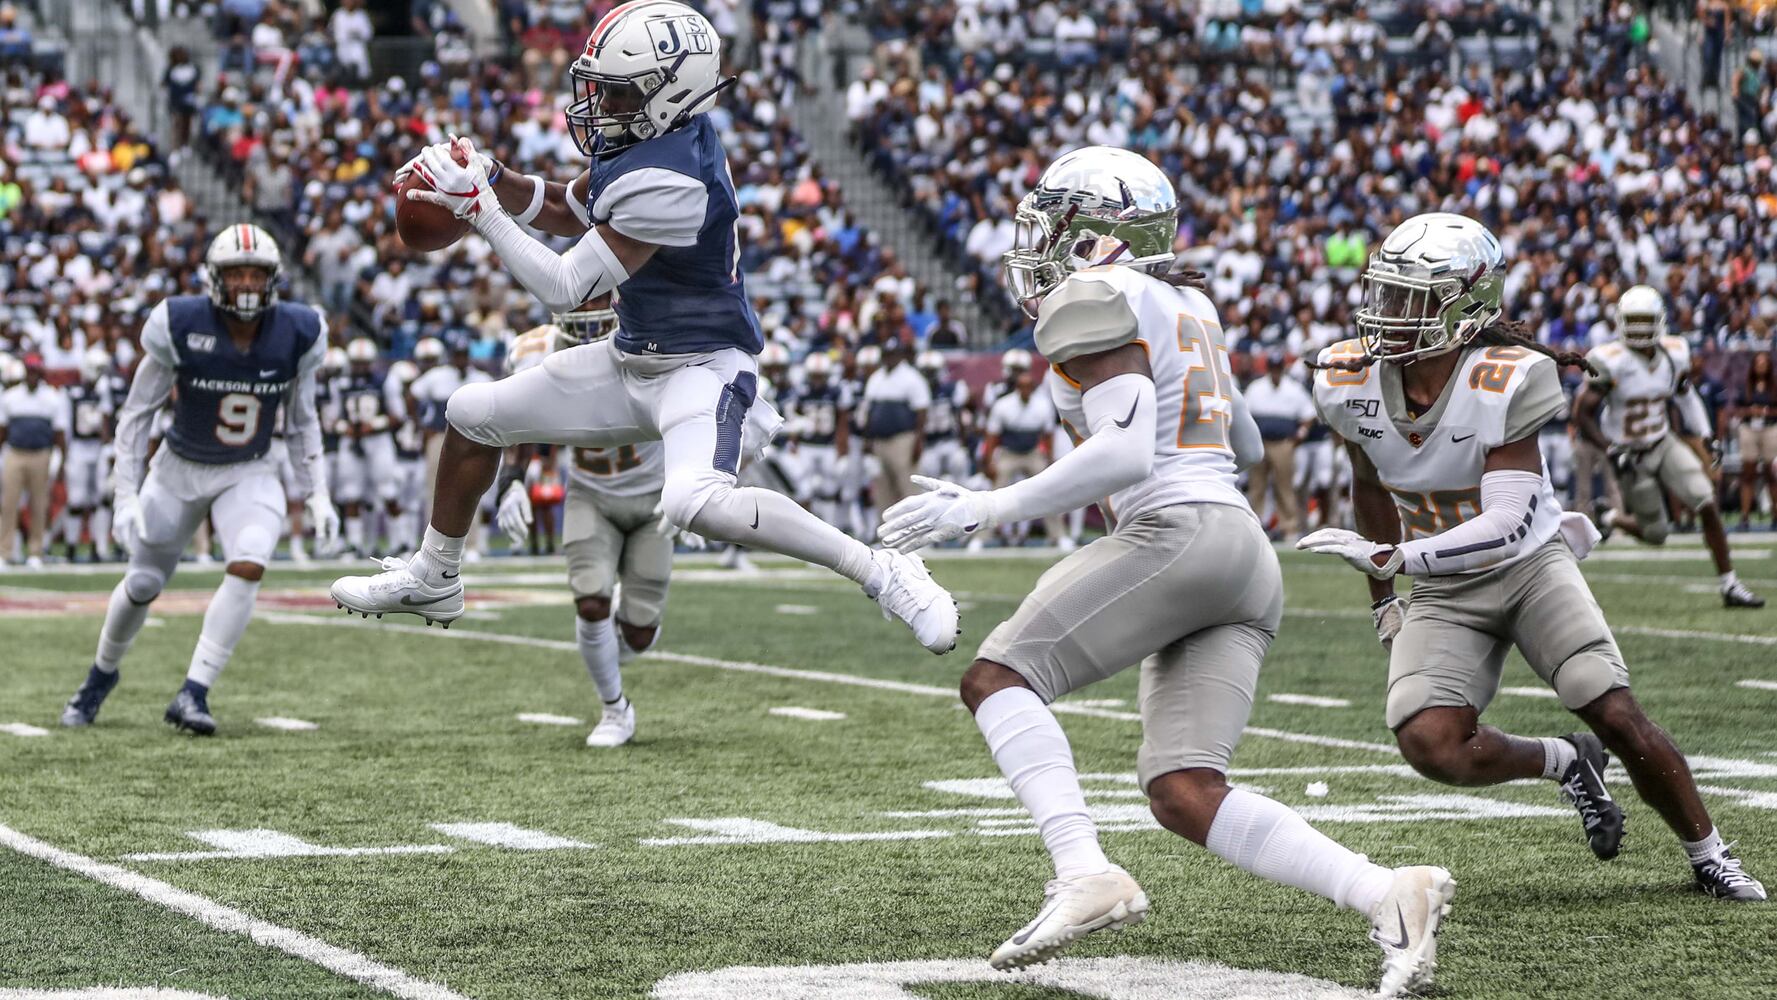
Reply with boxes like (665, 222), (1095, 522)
(339, 371), (390, 431)
(316, 377), (341, 451)
(160, 296), (322, 465)
(67, 382), (111, 442)
(788, 381), (850, 446)
(926, 381), (963, 441)
(588, 115), (763, 357)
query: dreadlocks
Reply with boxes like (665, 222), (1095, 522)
(1301, 319), (1596, 376)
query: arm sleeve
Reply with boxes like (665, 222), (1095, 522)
(1228, 385), (1264, 471)
(382, 375), (409, 425)
(282, 316), (330, 499)
(591, 167), (708, 247)
(987, 372), (1156, 525)
(1503, 360), (1567, 442)
(1674, 385), (1711, 438)
(472, 210), (631, 314)
(111, 355), (177, 498)
(1395, 469), (1544, 576)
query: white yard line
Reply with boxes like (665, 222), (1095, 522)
(0, 722), (49, 737)
(768, 707), (847, 721)
(1266, 693), (1351, 708)
(256, 612), (1397, 756)
(515, 712), (583, 726)
(1736, 680), (1777, 692)
(1500, 686), (1561, 699)
(0, 823), (473, 1000)
(255, 717), (319, 731)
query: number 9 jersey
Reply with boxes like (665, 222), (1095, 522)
(1312, 339), (1571, 573)
(1036, 266), (1246, 524)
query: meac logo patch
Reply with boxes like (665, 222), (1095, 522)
(646, 14), (712, 58)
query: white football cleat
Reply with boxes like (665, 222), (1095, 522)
(1370, 865), (1457, 998)
(988, 867), (1148, 971)
(585, 700), (636, 748)
(329, 556), (464, 626)
(867, 549), (959, 654)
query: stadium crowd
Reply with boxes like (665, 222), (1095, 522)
(3, 0), (1777, 567)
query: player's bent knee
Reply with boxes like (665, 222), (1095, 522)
(959, 659), (1031, 713)
(231, 523), (276, 567)
(1553, 644), (1628, 713)
(1146, 769), (1230, 844)
(576, 595), (612, 621)
(1393, 712), (1473, 785)
(617, 620), (658, 652)
(225, 560), (265, 582)
(124, 568), (166, 605)
(1641, 518), (1670, 545)
(660, 468), (725, 532)
(445, 382), (505, 448)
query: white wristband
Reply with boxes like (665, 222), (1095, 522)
(514, 175), (547, 226)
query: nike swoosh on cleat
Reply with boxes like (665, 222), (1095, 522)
(441, 571), (459, 579)
(1380, 905), (1410, 950)
(399, 594), (452, 607)
(1586, 762), (1613, 802)
(1114, 398), (1140, 429)
(1011, 900), (1063, 946)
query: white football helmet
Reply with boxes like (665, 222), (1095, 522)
(567, 0), (728, 156)
(205, 223), (282, 321)
(1615, 284), (1667, 349)
(414, 337), (445, 366)
(803, 352), (834, 379)
(79, 345), (111, 383)
(387, 359), (419, 388)
(346, 337), (378, 368)
(552, 293), (620, 349)
(855, 344), (882, 373)
(1002, 348), (1033, 377)
(323, 346), (348, 376)
(1355, 212), (1505, 364)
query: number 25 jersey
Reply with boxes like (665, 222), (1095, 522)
(1035, 266), (1246, 524)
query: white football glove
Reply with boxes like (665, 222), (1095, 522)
(409, 139), (501, 223)
(394, 136), (493, 188)
(652, 501), (707, 550)
(1295, 527), (1404, 580)
(497, 480), (533, 549)
(1371, 593), (1407, 648)
(111, 491), (143, 555)
(306, 492), (341, 549)
(878, 475), (998, 553)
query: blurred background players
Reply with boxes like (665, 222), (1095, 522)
(982, 365), (1067, 550)
(332, 337), (406, 557)
(858, 339), (930, 519)
(0, 354), (68, 568)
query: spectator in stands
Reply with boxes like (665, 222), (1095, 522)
(860, 339), (930, 517)
(0, 356), (68, 569)
(0, 4), (30, 62)
(163, 46), (201, 152)
(330, 0), (374, 85)
(22, 95), (69, 152)
(1737, 351), (1777, 530)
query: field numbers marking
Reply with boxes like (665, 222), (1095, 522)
(768, 706), (846, 721)
(429, 823), (593, 851)
(0, 823), (473, 1000)
(121, 829), (454, 863)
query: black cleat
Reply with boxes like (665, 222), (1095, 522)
(164, 686), (217, 736)
(1590, 504), (1616, 543)
(1722, 581), (1766, 609)
(1694, 847), (1767, 901)
(1557, 733), (1624, 860)
(61, 665), (120, 727)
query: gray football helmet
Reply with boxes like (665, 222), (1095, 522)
(1355, 213), (1505, 363)
(1001, 146), (1179, 318)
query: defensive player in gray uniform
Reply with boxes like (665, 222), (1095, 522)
(1301, 213), (1765, 904)
(1577, 285), (1763, 608)
(880, 147), (1458, 997)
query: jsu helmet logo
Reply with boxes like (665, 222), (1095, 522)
(647, 15), (712, 58)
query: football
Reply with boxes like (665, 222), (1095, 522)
(396, 146), (471, 253)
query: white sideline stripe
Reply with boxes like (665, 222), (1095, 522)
(1500, 686), (1561, 699)
(769, 706), (847, 721)
(255, 717), (319, 731)
(1266, 693), (1351, 708)
(1, 722), (49, 737)
(0, 823), (473, 1000)
(256, 612), (1401, 756)
(516, 712), (583, 726)
(1736, 679), (1777, 691)
(0, 990), (229, 999)
(429, 823), (592, 850)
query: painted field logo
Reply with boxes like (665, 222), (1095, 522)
(651, 956), (1369, 999)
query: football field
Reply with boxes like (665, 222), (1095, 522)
(4, 541), (1776, 999)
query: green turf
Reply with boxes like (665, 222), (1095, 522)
(2, 544), (1776, 999)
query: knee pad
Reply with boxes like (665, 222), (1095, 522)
(1384, 675), (1436, 731)
(231, 523), (276, 566)
(660, 467), (731, 532)
(1641, 518), (1670, 545)
(1552, 642), (1628, 712)
(124, 567), (166, 605)
(445, 382), (503, 447)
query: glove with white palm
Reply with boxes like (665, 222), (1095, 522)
(395, 135), (496, 188)
(878, 475), (999, 552)
(1295, 527), (1404, 580)
(306, 491), (341, 549)
(1371, 593), (1407, 648)
(409, 136), (502, 223)
(497, 480), (533, 549)
(111, 491), (143, 555)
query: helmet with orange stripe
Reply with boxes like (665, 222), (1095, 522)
(565, 0), (729, 157)
(205, 223), (282, 322)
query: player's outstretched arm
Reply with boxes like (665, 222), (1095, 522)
(1573, 384), (1612, 451)
(111, 304), (179, 500)
(488, 169), (594, 238)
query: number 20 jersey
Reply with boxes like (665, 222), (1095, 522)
(147, 295), (324, 465)
(1036, 266), (1247, 524)
(1313, 339), (1567, 573)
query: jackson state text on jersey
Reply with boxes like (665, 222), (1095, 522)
(587, 115), (763, 357)
(162, 296), (322, 465)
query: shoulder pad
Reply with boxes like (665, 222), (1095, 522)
(1660, 335), (1691, 368)
(1033, 271), (1141, 365)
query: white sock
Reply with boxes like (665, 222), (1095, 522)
(1206, 788), (1395, 915)
(974, 687), (1110, 879)
(92, 507), (111, 557)
(410, 525), (465, 586)
(345, 513), (365, 553)
(185, 574), (260, 688)
(689, 486), (876, 585)
(1540, 737), (1578, 780)
(94, 579), (153, 672)
(1720, 571), (1740, 590)
(1683, 827), (1726, 863)
(575, 615), (624, 704)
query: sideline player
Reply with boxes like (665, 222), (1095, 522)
(61, 346), (116, 561)
(330, 1), (955, 652)
(334, 337), (405, 557)
(1301, 213), (1765, 903)
(60, 225), (339, 735)
(1577, 285), (1763, 608)
(880, 148), (1458, 997)
(494, 296), (679, 748)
